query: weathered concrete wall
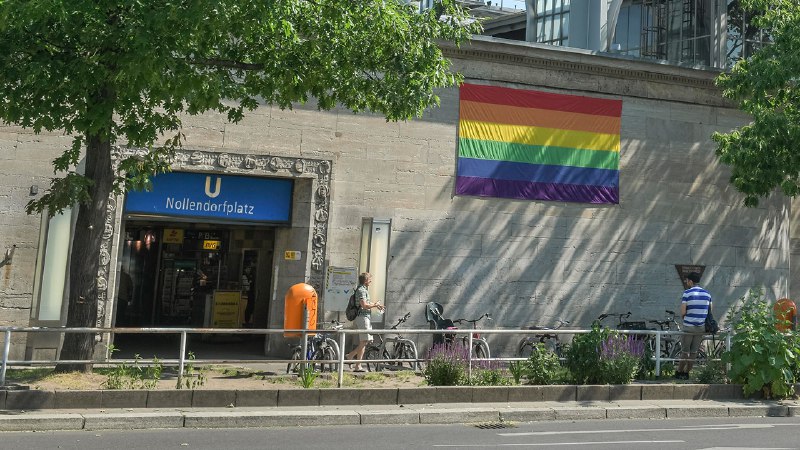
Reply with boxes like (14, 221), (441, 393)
(0, 127), (72, 358)
(0, 36), (790, 358)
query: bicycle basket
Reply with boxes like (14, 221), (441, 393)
(618, 321), (647, 330)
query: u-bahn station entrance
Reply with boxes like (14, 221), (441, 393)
(109, 169), (306, 359)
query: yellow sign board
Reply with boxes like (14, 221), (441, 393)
(212, 290), (244, 328)
(284, 251), (301, 260)
(163, 228), (184, 244)
(203, 240), (221, 250)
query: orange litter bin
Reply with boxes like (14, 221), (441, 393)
(283, 283), (318, 337)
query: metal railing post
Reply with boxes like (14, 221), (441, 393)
(654, 331), (662, 377)
(337, 329), (345, 388)
(467, 333), (473, 382)
(177, 331), (187, 388)
(301, 330), (308, 370)
(1, 329), (10, 386)
(302, 302), (309, 370)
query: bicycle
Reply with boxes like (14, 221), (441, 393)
(364, 312), (419, 372)
(647, 309), (683, 361)
(286, 320), (343, 374)
(451, 313), (492, 359)
(696, 328), (727, 366)
(517, 319), (570, 361)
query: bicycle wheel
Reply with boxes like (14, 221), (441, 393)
(517, 340), (535, 359)
(364, 346), (382, 372)
(286, 347), (302, 374)
(474, 341), (490, 360)
(667, 340), (682, 361)
(311, 348), (327, 372)
(395, 342), (417, 370)
(315, 346), (337, 373)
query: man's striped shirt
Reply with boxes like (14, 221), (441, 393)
(682, 286), (712, 327)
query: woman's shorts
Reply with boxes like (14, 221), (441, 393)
(354, 314), (373, 342)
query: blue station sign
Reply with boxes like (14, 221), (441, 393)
(124, 172), (293, 223)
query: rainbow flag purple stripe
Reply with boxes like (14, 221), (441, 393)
(455, 83), (622, 204)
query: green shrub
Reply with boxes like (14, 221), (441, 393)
(297, 364), (319, 388)
(102, 345), (163, 390)
(693, 359), (728, 384)
(423, 343), (468, 386)
(723, 288), (800, 398)
(508, 361), (524, 385)
(565, 324), (611, 384)
(522, 343), (561, 385)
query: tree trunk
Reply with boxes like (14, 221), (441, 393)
(54, 132), (114, 373)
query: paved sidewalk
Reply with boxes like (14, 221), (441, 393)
(1, 399), (798, 432)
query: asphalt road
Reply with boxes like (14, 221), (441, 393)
(5, 417), (800, 450)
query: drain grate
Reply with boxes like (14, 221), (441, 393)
(474, 421), (516, 430)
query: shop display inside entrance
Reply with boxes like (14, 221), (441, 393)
(116, 225), (270, 329)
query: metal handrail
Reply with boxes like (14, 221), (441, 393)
(0, 326), (731, 388)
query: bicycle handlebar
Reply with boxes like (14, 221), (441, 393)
(597, 312), (631, 322)
(452, 313), (492, 325)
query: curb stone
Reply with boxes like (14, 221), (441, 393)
(0, 384), (763, 410)
(0, 401), (797, 431)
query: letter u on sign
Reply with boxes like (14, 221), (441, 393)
(205, 176), (222, 198)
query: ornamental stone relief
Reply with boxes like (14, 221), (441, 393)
(98, 148), (333, 321)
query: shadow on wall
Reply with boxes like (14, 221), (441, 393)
(381, 106), (788, 356)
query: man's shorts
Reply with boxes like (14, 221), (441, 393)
(354, 314), (373, 342)
(681, 325), (707, 354)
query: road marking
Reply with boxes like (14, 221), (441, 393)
(433, 440), (684, 447)
(498, 423), (800, 437)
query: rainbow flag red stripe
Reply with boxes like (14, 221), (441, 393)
(455, 83), (622, 204)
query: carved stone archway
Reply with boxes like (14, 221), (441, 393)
(95, 148), (332, 328)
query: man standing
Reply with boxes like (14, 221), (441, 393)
(677, 272), (712, 380)
(345, 272), (384, 372)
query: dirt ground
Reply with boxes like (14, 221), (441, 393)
(11, 365), (428, 391)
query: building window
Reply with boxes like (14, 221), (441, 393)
(32, 208), (74, 321)
(359, 218), (391, 321)
(725, 0), (771, 66)
(614, 2), (645, 57)
(615, 0), (713, 66)
(533, 0), (571, 46)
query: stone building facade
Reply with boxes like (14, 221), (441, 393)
(0, 35), (789, 359)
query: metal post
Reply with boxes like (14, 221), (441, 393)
(1, 329), (10, 387)
(725, 331), (732, 373)
(177, 331), (187, 388)
(467, 333), (473, 382)
(302, 302), (309, 370)
(337, 329), (345, 388)
(654, 331), (662, 377)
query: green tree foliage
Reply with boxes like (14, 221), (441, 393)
(0, 0), (478, 371)
(713, 0), (800, 207)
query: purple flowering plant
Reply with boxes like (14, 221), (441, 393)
(597, 333), (644, 384)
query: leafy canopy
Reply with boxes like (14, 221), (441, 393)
(713, 0), (800, 207)
(0, 0), (478, 214)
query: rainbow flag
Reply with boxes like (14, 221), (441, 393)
(455, 83), (622, 204)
